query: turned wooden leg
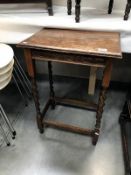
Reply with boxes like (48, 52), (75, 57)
(32, 77), (44, 133)
(48, 61), (55, 109)
(92, 60), (112, 145)
(47, 0), (53, 16)
(24, 49), (44, 133)
(67, 0), (72, 15)
(108, 0), (114, 14)
(124, 0), (131, 20)
(75, 0), (81, 22)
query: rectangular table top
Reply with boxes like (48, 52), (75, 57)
(18, 28), (122, 59)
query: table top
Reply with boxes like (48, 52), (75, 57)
(18, 28), (122, 59)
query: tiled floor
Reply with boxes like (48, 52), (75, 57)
(0, 78), (126, 175)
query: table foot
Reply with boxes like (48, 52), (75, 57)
(48, 61), (56, 109)
(32, 78), (43, 131)
(37, 114), (44, 133)
(48, 8), (53, 16)
(92, 131), (99, 145)
(50, 100), (56, 109)
(39, 128), (44, 134)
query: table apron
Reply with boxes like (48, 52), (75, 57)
(31, 50), (108, 68)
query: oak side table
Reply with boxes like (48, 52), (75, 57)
(18, 28), (122, 145)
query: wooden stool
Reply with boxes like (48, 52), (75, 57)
(18, 28), (122, 145)
(67, 0), (131, 22)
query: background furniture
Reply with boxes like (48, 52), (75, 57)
(67, 0), (131, 22)
(18, 28), (122, 145)
(119, 84), (131, 175)
(0, 0), (53, 16)
(0, 44), (16, 146)
(108, 0), (131, 20)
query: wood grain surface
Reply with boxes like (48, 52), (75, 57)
(18, 28), (122, 59)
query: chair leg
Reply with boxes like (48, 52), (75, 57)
(67, 0), (72, 15)
(108, 0), (114, 14)
(124, 0), (131, 20)
(0, 104), (16, 138)
(75, 0), (81, 22)
(47, 0), (53, 16)
(0, 123), (10, 146)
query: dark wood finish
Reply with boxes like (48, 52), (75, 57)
(32, 77), (44, 133)
(44, 119), (94, 135)
(41, 99), (51, 117)
(48, 61), (55, 109)
(124, 0), (131, 20)
(55, 97), (97, 111)
(92, 60), (112, 145)
(19, 29), (122, 59)
(75, 0), (81, 23)
(24, 49), (43, 133)
(68, 0), (131, 22)
(119, 84), (131, 175)
(108, 0), (114, 14)
(0, 0), (53, 16)
(32, 50), (106, 67)
(18, 28), (122, 145)
(67, 0), (72, 15)
(108, 0), (131, 20)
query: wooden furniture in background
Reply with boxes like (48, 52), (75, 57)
(0, 0), (53, 16)
(108, 0), (131, 20)
(67, 0), (131, 22)
(119, 84), (131, 175)
(18, 28), (122, 145)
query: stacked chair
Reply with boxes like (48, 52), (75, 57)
(0, 43), (16, 146)
(0, 43), (32, 146)
(67, 0), (131, 22)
